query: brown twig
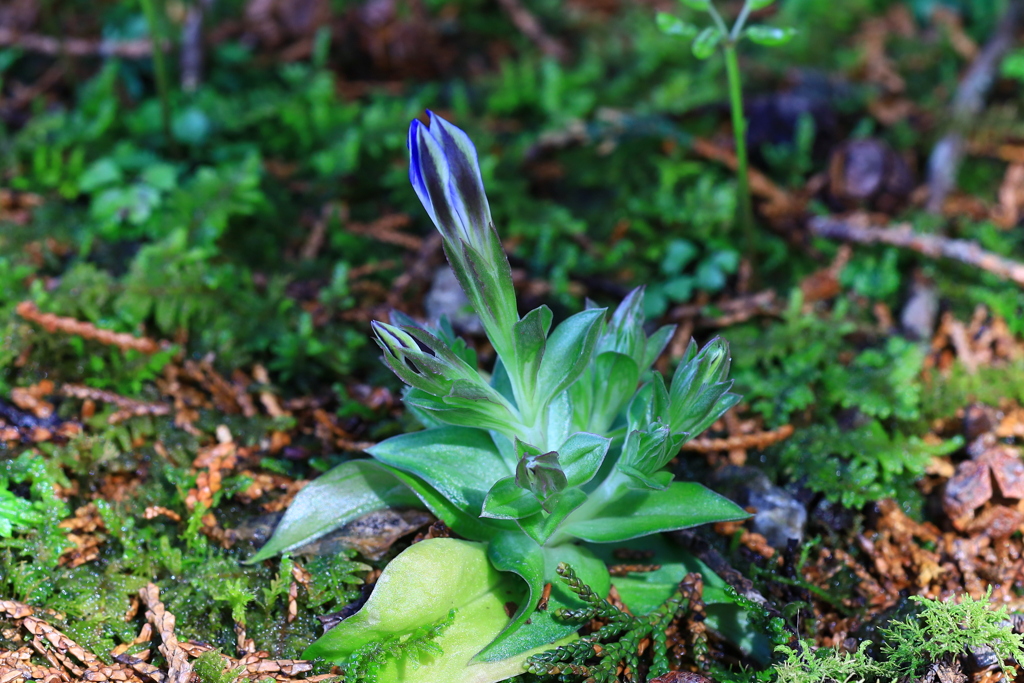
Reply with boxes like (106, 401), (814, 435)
(809, 215), (1024, 287)
(691, 138), (793, 207)
(7, 63), (66, 110)
(17, 302), (166, 355)
(680, 424), (795, 453)
(926, 0), (1023, 213)
(0, 28), (161, 58)
(608, 564), (662, 577)
(345, 214), (422, 251)
(180, 0), (214, 92)
(59, 384), (170, 424)
(668, 289), (780, 328)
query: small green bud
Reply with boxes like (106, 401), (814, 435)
(515, 448), (568, 512)
(677, 0), (711, 10)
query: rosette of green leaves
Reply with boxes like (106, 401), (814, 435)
(253, 113), (747, 682)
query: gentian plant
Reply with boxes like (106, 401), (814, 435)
(253, 113), (748, 682)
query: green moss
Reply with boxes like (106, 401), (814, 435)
(774, 589), (1024, 683)
(731, 292), (960, 508)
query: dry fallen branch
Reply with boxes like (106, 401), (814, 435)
(344, 214), (422, 251)
(668, 289), (780, 328)
(0, 28), (161, 58)
(60, 384), (171, 424)
(17, 303), (166, 355)
(809, 216), (1024, 287)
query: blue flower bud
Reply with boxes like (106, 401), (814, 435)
(408, 111), (493, 254)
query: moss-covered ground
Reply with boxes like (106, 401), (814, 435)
(5, 0), (1024, 681)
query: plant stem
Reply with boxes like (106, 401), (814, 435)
(730, 0), (754, 41)
(722, 41), (755, 252)
(140, 0), (174, 150)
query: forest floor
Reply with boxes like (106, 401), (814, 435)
(4, 0), (1024, 682)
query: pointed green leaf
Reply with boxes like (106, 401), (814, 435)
(389, 468), (513, 541)
(628, 373), (670, 430)
(404, 389), (521, 439)
(368, 427), (512, 515)
(643, 325), (675, 370)
(249, 459), (419, 563)
(512, 305), (552, 398)
(557, 432), (611, 488)
(481, 476), (543, 520)
(589, 353), (639, 432)
(562, 482), (748, 543)
(678, 0), (711, 9)
(536, 308), (606, 407)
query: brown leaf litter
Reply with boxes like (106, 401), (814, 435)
(0, 586), (335, 683)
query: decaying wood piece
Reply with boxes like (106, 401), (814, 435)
(809, 216), (1024, 287)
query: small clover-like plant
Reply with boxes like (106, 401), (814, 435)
(656, 0), (796, 246)
(253, 113), (747, 683)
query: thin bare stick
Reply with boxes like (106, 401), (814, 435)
(180, 0), (214, 92)
(0, 28), (161, 58)
(809, 215), (1024, 287)
(926, 0), (1022, 213)
(60, 384), (171, 423)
